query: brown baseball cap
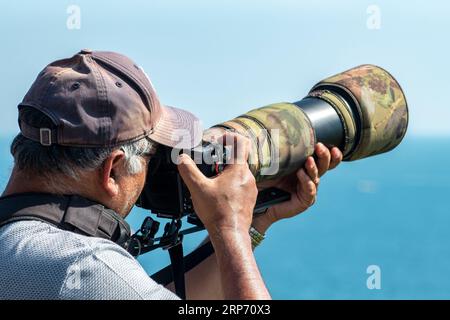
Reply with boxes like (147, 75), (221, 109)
(18, 49), (202, 149)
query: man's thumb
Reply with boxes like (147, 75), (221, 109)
(177, 154), (206, 191)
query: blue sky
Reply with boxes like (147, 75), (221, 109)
(0, 0), (449, 137)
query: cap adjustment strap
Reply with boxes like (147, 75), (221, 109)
(19, 120), (58, 146)
(39, 128), (52, 146)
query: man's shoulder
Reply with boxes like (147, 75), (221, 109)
(0, 219), (140, 277)
(0, 220), (106, 299)
(0, 220), (178, 300)
(0, 219), (125, 257)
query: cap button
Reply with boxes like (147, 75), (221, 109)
(79, 48), (93, 54)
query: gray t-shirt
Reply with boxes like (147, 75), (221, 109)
(0, 220), (179, 300)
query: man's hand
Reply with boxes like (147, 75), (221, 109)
(255, 143), (343, 232)
(177, 133), (257, 233)
(177, 133), (270, 300)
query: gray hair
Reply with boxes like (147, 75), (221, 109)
(11, 107), (157, 185)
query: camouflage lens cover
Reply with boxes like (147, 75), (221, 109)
(207, 64), (408, 182)
(312, 64), (409, 161)
(209, 103), (316, 181)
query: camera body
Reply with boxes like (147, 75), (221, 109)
(136, 143), (290, 220)
(136, 144), (211, 219)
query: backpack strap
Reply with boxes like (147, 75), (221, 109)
(0, 193), (131, 248)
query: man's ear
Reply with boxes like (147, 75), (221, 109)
(100, 149), (126, 197)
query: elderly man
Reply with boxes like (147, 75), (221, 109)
(0, 50), (342, 300)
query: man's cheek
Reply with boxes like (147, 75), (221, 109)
(131, 172), (146, 205)
(137, 171), (147, 195)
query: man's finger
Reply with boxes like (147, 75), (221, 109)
(221, 132), (251, 169)
(177, 153), (208, 192)
(315, 143), (331, 177)
(305, 156), (320, 185)
(329, 147), (343, 170)
(297, 168), (317, 200)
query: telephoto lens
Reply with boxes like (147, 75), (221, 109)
(203, 65), (408, 182)
(137, 65), (408, 218)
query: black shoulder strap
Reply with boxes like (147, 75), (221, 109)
(168, 242), (186, 299)
(152, 241), (215, 285)
(0, 193), (131, 247)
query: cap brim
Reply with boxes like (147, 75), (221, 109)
(148, 105), (203, 149)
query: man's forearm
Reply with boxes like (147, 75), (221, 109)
(209, 228), (270, 300)
(174, 215), (273, 300)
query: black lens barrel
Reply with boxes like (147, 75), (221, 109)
(293, 97), (345, 149)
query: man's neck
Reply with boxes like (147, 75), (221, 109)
(3, 167), (127, 218)
(3, 168), (83, 197)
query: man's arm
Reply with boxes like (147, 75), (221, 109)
(167, 213), (272, 300)
(171, 143), (342, 299)
(176, 133), (270, 300)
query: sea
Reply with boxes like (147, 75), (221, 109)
(0, 135), (449, 299)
